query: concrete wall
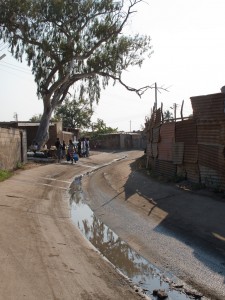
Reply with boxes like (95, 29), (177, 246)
(90, 133), (144, 150)
(0, 127), (27, 170)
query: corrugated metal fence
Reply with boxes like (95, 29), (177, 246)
(146, 92), (225, 191)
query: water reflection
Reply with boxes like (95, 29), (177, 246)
(70, 181), (191, 300)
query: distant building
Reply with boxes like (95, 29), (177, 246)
(0, 120), (79, 149)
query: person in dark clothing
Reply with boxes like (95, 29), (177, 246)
(67, 139), (76, 164)
(77, 139), (82, 157)
(85, 138), (90, 157)
(55, 137), (62, 163)
(62, 140), (66, 158)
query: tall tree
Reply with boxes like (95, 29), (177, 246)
(54, 97), (93, 129)
(92, 118), (117, 134)
(163, 109), (173, 122)
(29, 114), (42, 122)
(0, 0), (152, 147)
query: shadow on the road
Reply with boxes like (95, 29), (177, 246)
(123, 157), (225, 288)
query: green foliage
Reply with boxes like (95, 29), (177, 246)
(82, 118), (118, 139)
(29, 114), (42, 122)
(0, 0), (152, 146)
(54, 97), (93, 129)
(92, 118), (118, 134)
(0, 0), (151, 102)
(16, 162), (25, 169)
(0, 170), (12, 182)
(163, 110), (173, 121)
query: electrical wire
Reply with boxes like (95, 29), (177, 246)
(0, 61), (31, 74)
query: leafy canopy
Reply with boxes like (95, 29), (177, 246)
(92, 118), (118, 134)
(54, 97), (93, 129)
(0, 0), (152, 147)
(29, 114), (43, 122)
(0, 0), (152, 106)
(82, 118), (118, 140)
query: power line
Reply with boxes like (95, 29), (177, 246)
(0, 66), (34, 81)
(0, 44), (8, 52)
(0, 61), (31, 75)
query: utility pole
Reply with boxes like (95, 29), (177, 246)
(154, 82), (157, 110)
(172, 103), (180, 121)
(174, 103), (177, 121)
(13, 112), (18, 122)
(130, 120), (131, 132)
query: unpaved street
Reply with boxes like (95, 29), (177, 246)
(0, 150), (225, 300)
(0, 152), (148, 300)
(82, 151), (225, 300)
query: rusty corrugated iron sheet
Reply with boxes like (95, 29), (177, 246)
(158, 123), (175, 161)
(172, 142), (184, 164)
(148, 157), (157, 171)
(146, 127), (152, 143)
(184, 144), (198, 163)
(152, 142), (158, 158)
(177, 165), (187, 178)
(190, 93), (225, 120)
(155, 159), (177, 178)
(144, 93), (225, 191)
(184, 163), (200, 183)
(152, 125), (160, 143)
(198, 144), (219, 170)
(219, 122), (225, 144)
(199, 165), (225, 190)
(197, 120), (220, 145)
(218, 145), (225, 176)
(146, 142), (152, 157)
(175, 119), (197, 144)
(154, 108), (162, 126)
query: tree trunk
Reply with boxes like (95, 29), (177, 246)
(34, 105), (53, 149)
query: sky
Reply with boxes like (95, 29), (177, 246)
(1, 0), (225, 132)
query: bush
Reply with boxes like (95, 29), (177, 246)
(0, 170), (12, 182)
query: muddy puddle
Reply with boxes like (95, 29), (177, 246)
(70, 178), (195, 300)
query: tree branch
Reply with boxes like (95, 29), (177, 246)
(97, 71), (169, 97)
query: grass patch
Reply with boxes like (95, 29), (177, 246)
(0, 169), (12, 182)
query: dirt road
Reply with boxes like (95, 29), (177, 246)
(82, 151), (225, 300)
(0, 152), (149, 300)
(1, 150), (225, 300)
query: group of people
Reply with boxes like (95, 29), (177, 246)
(55, 137), (90, 164)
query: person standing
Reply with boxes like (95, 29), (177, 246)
(77, 139), (81, 157)
(68, 139), (76, 164)
(55, 137), (62, 163)
(62, 140), (66, 159)
(85, 138), (90, 157)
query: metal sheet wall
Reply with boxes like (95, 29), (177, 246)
(219, 122), (225, 144)
(155, 159), (177, 178)
(199, 165), (225, 189)
(152, 126), (160, 143)
(197, 120), (220, 145)
(152, 143), (158, 158)
(146, 143), (152, 157)
(218, 145), (225, 176)
(198, 144), (219, 170)
(175, 119), (197, 144)
(191, 93), (225, 120)
(184, 144), (198, 163)
(184, 163), (200, 183)
(154, 108), (162, 126)
(144, 93), (225, 190)
(158, 123), (175, 161)
(172, 142), (184, 164)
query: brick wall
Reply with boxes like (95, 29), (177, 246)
(0, 127), (27, 170)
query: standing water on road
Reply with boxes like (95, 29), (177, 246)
(69, 177), (195, 300)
